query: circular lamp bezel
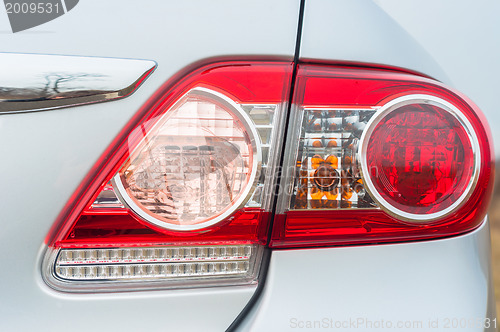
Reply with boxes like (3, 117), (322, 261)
(358, 94), (481, 223)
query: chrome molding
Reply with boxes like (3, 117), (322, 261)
(0, 53), (156, 114)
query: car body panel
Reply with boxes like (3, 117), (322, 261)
(300, 0), (449, 83)
(301, 0), (500, 154)
(0, 1), (299, 331)
(375, 0), (500, 156)
(0, 0), (497, 331)
(237, 220), (495, 331)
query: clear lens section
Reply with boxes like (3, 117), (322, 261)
(54, 245), (255, 281)
(291, 108), (378, 209)
(114, 88), (269, 230)
(91, 182), (124, 209)
(241, 104), (278, 207)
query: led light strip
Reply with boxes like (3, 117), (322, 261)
(57, 245), (252, 265)
(52, 245), (255, 282)
(56, 261), (251, 281)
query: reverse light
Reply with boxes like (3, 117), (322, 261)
(112, 87), (261, 231)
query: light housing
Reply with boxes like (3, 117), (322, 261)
(42, 60), (292, 292)
(42, 60), (494, 292)
(272, 64), (493, 248)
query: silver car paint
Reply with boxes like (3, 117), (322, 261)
(0, 0), (496, 331)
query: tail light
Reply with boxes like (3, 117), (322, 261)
(272, 64), (493, 248)
(42, 61), (293, 292)
(360, 95), (477, 220)
(42, 61), (493, 292)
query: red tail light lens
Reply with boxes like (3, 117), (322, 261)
(272, 64), (493, 248)
(361, 95), (478, 221)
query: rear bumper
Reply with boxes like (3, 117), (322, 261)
(235, 218), (496, 331)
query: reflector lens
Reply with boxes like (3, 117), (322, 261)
(363, 97), (476, 220)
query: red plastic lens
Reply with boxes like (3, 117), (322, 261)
(363, 98), (476, 220)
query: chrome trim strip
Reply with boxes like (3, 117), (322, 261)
(0, 53), (156, 114)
